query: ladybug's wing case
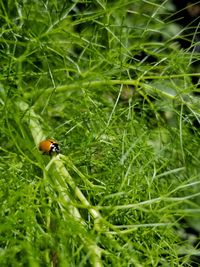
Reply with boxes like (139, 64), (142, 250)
(39, 140), (51, 153)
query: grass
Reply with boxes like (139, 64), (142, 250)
(1, 0), (200, 266)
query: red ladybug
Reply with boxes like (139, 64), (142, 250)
(39, 139), (60, 156)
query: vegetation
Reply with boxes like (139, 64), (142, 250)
(0, 1), (200, 266)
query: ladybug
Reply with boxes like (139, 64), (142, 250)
(39, 139), (60, 156)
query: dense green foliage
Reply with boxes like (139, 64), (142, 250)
(0, 1), (200, 266)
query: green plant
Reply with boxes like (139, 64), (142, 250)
(0, 1), (200, 266)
